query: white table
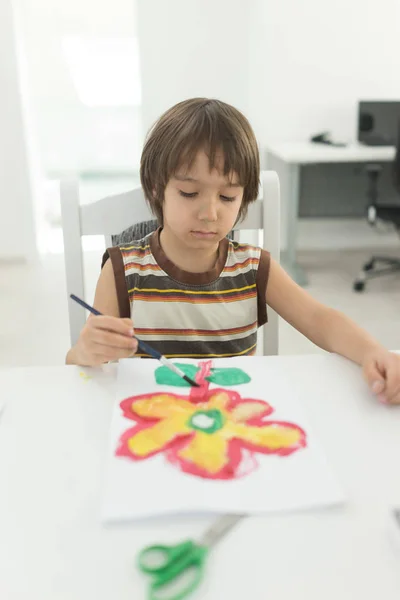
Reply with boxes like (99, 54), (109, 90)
(266, 141), (396, 285)
(1, 355), (400, 600)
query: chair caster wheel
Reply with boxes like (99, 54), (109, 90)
(353, 280), (365, 292)
(363, 260), (374, 272)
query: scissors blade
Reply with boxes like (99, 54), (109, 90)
(200, 514), (245, 548)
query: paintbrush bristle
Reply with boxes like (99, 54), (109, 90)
(183, 375), (200, 387)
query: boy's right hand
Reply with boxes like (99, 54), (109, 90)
(75, 316), (138, 366)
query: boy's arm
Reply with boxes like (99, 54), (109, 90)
(265, 258), (384, 365)
(265, 258), (400, 405)
(66, 259), (132, 365)
(87, 258), (121, 317)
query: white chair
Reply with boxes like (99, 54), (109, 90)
(60, 170), (280, 354)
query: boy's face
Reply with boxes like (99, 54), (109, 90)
(162, 150), (244, 248)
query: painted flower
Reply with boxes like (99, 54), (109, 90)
(116, 388), (306, 480)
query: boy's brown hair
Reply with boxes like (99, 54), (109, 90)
(140, 98), (260, 225)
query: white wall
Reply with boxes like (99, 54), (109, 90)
(17, 0), (140, 173)
(0, 0), (37, 261)
(4, 0), (400, 260)
(249, 0), (400, 151)
(136, 0), (252, 135)
(18, 0), (400, 172)
(246, 0), (400, 251)
(135, 0), (400, 159)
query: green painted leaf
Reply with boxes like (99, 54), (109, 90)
(206, 367), (251, 386)
(155, 363), (199, 387)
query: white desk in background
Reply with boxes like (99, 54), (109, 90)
(0, 355), (400, 600)
(266, 142), (396, 286)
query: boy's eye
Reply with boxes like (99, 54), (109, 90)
(178, 190), (236, 201)
(179, 191), (198, 198)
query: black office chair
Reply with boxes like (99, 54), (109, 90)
(353, 125), (400, 292)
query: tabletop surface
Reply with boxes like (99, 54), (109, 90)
(0, 354), (399, 600)
(266, 141), (396, 164)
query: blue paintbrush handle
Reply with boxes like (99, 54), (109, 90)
(70, 294), (102, 316)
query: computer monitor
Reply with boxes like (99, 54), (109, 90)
(358, 100), (400, 146)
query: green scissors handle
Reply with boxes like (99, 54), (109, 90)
(138, 540), (208, 600)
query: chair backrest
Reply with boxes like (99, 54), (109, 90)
(61, 170), (280, 355)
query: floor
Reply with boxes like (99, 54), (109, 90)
(1, 245), (400, 368)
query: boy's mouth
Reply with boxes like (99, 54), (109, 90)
(190, 230), (217, 238)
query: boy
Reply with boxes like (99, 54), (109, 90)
(66, 98), (400, 405)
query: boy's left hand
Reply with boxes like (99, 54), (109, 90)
(362, 349), (400, 405)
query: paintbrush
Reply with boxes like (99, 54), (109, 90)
(69, 294), (200, 387)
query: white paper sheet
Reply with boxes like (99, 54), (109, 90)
(102, 356), (345, 522)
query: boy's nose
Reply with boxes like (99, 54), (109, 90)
(199, 200), (218, 222)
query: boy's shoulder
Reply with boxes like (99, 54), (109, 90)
(224, 240), (270, 277)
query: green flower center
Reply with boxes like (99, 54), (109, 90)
(188, 409), (225, 434)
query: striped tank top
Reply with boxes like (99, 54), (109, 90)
(102, 228), (270, 358)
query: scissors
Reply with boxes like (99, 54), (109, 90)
(137, 513), (245, 600)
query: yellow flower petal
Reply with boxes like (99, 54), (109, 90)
(128, 415), (191, 457)
(132, 394), (195, 419)
(178, 431), (229, 474)
(204, 391), (230, 413)
(230, 401), (270, 422)
(226, 421), (303, 450)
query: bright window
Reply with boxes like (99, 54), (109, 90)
(62, 36), (141, 107)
